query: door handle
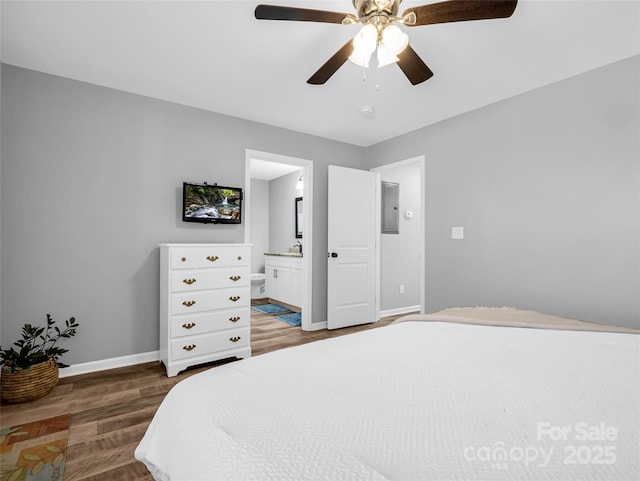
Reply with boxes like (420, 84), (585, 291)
(328, 252), (338, 258)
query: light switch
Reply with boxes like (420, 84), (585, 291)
(451, 226), (464, 240)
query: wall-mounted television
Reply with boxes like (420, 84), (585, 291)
(182, 182), (243, 224)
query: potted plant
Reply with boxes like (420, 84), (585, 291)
(0, 314), (79, 403)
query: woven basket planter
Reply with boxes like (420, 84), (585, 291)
(1, 358), (59, 403)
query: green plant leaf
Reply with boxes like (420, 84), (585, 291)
(0, 314), (78, 368)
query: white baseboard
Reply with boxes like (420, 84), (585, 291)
(57, 307), (418, 377)
(380, 305), (421, 319)
(58, 309), (416, 377)
(59, 351), (160, 378)
(304, 308), (419, 332)
(58, 308), (418, 377)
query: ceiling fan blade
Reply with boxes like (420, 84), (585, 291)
(396, 46), (434, 85)
(255, 4), (354, 24)
(307, 40), (354, 85)
(403, 0), (517, 26)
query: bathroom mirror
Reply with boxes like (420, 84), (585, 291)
(295, 196), (303, 238)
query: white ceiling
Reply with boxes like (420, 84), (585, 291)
(1, 1), (638, 147)
(250, 158), (302, 180)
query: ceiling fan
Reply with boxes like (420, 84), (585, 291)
(255, 0), (518, 85)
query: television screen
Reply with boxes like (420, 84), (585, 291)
(182, 182), (242, 224)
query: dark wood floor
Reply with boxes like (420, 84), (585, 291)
(0, 308), (412, 481)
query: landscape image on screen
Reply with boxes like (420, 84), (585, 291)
(183, 183), (241, 222)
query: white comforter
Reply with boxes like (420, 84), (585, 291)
(135, 318), (639, 481)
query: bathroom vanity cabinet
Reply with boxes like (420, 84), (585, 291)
(264, 254), (303, 308)
(159, 243), (251, 377)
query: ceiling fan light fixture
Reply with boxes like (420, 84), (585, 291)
(256, 0), (518, 85)
(348, 24), (377, 67)
(376, 25), (409, 67)
(381, 24), (408, 54)
(376, 43), (398, 67)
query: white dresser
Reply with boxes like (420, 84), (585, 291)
(159, 243), (251, 377)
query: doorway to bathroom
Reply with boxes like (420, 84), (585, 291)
(244, 149), (313, 331)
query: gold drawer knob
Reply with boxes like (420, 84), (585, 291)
(182, 322), (196, 329)
(181, 257), (187, 262)
(182, 300), (196, 307)
(229, 336), (241, 343)
(206, 255), (219, 262)
(182, 344), (196, 351)
(237, 256), (242, 260)
(229, 296), (240, 302)
(229, 275), (241, 282)
(183, 278), (197, 285)
(229, 316), (240, 323)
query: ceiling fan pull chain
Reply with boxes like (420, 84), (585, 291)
(376, 62), (380, 91)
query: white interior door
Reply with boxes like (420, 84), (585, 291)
(327, 165), (379, 329)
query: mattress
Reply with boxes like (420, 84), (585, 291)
(135, 309), (639, 480)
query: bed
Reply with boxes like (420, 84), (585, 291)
(135, 307), (639, 480)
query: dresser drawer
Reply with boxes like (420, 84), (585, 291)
(171, 328), (250, 361)
(226, 246), (250, 267)
(171, 309), (249, 338)
(171, 267), (250, 292)
(171, 287), (249, 315)
(170, 246), (250, 270)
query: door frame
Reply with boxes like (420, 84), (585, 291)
(244, 149), (314, 331)
(371, 155), (426, 315)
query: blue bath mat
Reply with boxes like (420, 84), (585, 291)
(276, 312), (302, 327)
(252, 303), (290, 314)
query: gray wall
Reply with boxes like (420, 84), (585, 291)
(269, 169), (304, 255)
(2, 54), (638, 370)
(0, 65), (367, 365)
(249, 178), (269, 274)
(378, 162), (422, 311)
(367, 55), (640, 328)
